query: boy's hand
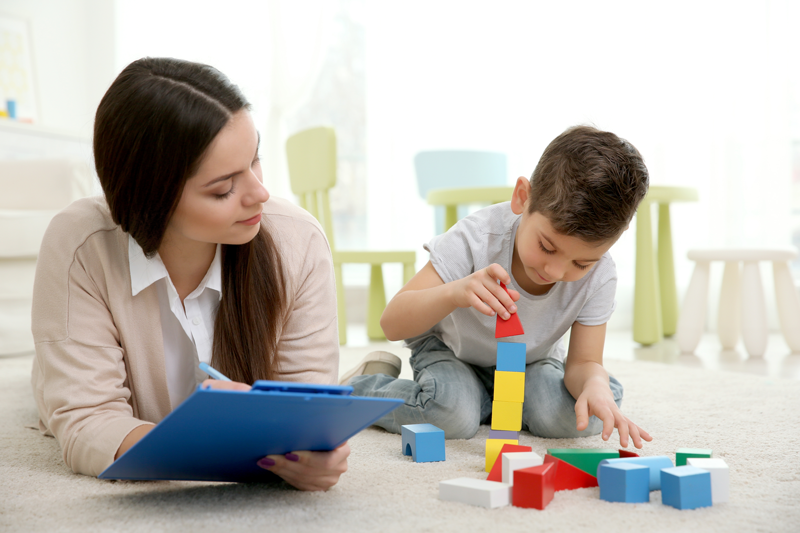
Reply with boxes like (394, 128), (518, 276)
(449, 263), (520, 319)
(575, 379), (653, 449)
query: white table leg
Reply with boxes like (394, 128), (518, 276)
(717, 261), (741, 350)
(741, 261), (768, 357)
(676, 260), (711, 353)
(773, 260), (800, 353)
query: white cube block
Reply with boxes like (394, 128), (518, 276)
(502, 451), (543, 485)
(687, 457), (730, 503)
(439, 477), (512, 508)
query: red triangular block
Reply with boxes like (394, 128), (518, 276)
(618, 449), (640, 458)
(495, 282), (524, 338)
(487, 443), (532, 482)
(543, 454), (599, 491)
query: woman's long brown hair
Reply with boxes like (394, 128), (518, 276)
(94, 57), (285, 383)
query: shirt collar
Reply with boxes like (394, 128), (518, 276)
(128, 235), (222, 300)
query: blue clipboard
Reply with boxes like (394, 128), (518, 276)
(99, 380), (402, 482)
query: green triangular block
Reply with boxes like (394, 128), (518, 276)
(546, 448), (619, 476)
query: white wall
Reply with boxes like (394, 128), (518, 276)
(0, 0), (116, 138)
(365, 0), (797, 331)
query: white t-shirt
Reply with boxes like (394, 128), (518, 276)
(128, 236), (221, 409)
(405, 202), (617, 367)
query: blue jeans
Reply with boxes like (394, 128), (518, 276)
(349, 336), (623, 439)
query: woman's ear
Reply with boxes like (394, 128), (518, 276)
(510, 176), (530, 215)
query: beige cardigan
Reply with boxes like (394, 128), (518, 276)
(31, 196), (339, 477)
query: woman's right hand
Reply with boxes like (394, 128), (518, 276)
(448, 263), (520, 319)
(257, 442), (350, 491)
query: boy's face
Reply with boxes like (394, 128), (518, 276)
(509, 177), (618, 295)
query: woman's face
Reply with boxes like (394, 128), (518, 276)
(163, 110), (268, 250)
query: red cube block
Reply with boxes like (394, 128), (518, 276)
(512, 462), (556, 510)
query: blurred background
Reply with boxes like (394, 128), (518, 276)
(1, 0), (799, 346)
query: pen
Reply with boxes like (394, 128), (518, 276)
(199, 362), (231, 382)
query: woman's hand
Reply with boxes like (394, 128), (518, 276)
(257, 442), (350, 491)
(448, 263), (520, 319)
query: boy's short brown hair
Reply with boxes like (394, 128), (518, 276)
(528, 125), (649, 242)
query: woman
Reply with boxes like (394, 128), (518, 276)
(30, 57), (348, 491)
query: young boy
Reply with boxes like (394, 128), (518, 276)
(340, 125), (652, 449)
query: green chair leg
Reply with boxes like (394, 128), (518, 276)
(444, 205), (458, 232)
(367, 264), (387, 340)
(334, 263), (347, 345)
(658, 204), (678, 337)
(634, 202), (663, 345)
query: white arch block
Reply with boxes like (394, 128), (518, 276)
(741, 261), (768, 357)
(717, 261), (741, 350)
(773, 261), (800, 353)
(676, 261), (711, 353)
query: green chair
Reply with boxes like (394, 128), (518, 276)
(285, 127), (416, 345)
(633, 186), (699, 345)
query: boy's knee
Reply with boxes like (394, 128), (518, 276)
(420, 389), (481, 439)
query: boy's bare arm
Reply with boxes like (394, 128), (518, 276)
(380, 261), (519, 341)
(565, 322), (652, 448)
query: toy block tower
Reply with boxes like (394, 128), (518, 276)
(485, 282), (526, 472)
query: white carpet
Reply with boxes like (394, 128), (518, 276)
(1, 353), (798, 533)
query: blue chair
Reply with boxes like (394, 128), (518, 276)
(413, 150), (510, 233)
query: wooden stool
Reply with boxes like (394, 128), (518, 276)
(675, 248), (800, 356)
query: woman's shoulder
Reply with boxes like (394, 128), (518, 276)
(40, 196), (124, 265)
(262, 196), (328, 243)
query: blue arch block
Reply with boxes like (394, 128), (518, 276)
(401, 424), (445, 463)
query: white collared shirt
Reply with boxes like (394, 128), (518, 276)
(128, 235), (222, 409)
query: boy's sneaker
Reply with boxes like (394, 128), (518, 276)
(339, 351), (402, 385)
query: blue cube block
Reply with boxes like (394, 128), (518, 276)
(401, 424), (445, 463)
(599, 463), (650, 503)
(496, 343), (526, 372)
(660, 466), (713, 510)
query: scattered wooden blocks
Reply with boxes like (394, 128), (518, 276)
(676, 448), (713, 466)
(660, 466), (713, 510)
(502, 451), (543, 485)
(485, 438), (520, 472)
(687, 458), (729, 503)
(496, 342), (526, 372)
(487, 443), (531, 482)
(494, 371), (525, 402)
(512, 462), (556, 510)
(439, 478), (511, 508)
(543, 454), (598, 491)
(598, 463), (650, 503)
(547, 448), (618, 477)
(596, 456), (674, 491)
(401, 423), (445, 463)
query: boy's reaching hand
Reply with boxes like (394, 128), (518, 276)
(574, 380), (653, 449)
(449, 263), (520, 320)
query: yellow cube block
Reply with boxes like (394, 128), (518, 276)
(494, 371), (525, 403)
(491, 401), (522, 431)
(485, 438), (518, 472)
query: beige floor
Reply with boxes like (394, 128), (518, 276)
(339, 325), (800, 382)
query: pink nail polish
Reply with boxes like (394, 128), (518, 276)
(258, 457), (275, 468)
(285, 453), (300, 462)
